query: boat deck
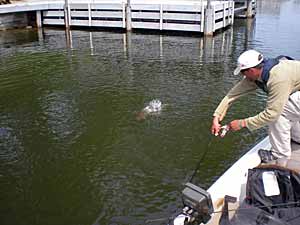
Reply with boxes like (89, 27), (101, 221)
(205, 141), (300, 225)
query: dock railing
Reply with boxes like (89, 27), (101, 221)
(41, 0), (235, 34)
(0, 0), (257, 34)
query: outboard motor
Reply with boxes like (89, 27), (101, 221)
(170, 183), (213, 225)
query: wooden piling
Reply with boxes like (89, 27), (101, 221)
(246, 0), (254, 18)
(126, 0), (132, 31)
(204, 1), (214, 36)
(64, 0), (70, 30)
(36, 10), (42, 28)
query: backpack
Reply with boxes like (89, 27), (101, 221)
(219, 166), (300, 225)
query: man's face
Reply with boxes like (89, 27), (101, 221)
(241, 68), (260, 81)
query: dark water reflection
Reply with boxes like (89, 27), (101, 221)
(0, 0), (300, 224)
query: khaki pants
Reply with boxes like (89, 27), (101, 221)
(269, 91), (300, 158)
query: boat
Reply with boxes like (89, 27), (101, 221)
(169, 136), (300, 225)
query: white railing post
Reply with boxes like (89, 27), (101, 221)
(64, 0), (70, 29)
(213, 4), (215, 32)
(160, 4), (163, 30)
(122, 2), (126, 28)
(126, 0), (132, 31)
(36, 10), (42, 28)
(68, 1), (71, 26)
(246, 0), (253, 18)
(88, 2), (91, 27)
(231, 1), (235, 25)
(223, 2), (225, 27)
(204, 1), (214, 35)
(201, 2), (204, 32)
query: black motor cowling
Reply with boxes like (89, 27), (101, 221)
(169, 183), (213, 225)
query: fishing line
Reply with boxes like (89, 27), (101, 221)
(188, 133), (215, 183)
(145, 134), (217, 225)
(146, 129), (226, 224)
(188, 124), (230, 183)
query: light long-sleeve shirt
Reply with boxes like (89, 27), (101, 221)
(213, 60), (300, 131)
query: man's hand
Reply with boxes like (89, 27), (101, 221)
(229, 119), (246, 131)
(211, 116), (221, 136)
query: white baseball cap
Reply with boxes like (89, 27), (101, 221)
(233, 50), (264, 75)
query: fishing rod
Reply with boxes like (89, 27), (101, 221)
(169, 125), (231, 225)
(188, 135), (213, 183)
(188, 124), (230, 183)
(145, 125), (231, 225)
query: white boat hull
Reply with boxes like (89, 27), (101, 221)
(207, 137), (271, 207)
(204, 136), (300, 225)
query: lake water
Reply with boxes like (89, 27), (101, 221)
(1, 0), (300, 224)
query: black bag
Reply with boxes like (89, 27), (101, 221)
(219, 166), (300, 225)
(246, 166), (300, 213)
(246, 166), (300, 224)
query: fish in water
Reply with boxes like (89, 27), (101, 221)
(136, 99), (163, 121)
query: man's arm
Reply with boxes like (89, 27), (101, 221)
(211, 78), (257, 135)
(213, 78), (257, 119)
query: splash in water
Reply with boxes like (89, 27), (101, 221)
(143, 99), (162, 113)
(136, 99), (163, 121)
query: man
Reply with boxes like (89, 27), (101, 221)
(211, 49), (300, 162)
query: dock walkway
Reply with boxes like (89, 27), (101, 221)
(0, 0), (256, 35)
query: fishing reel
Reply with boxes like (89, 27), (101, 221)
(215, 125), (230, 138)
(170, 183), (213, 225)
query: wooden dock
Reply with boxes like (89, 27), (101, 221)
(0, 0), (256, 35)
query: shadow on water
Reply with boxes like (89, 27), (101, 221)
(0, 0), (300, 224)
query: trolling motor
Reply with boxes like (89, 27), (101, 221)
(170, 183), (213, 225)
